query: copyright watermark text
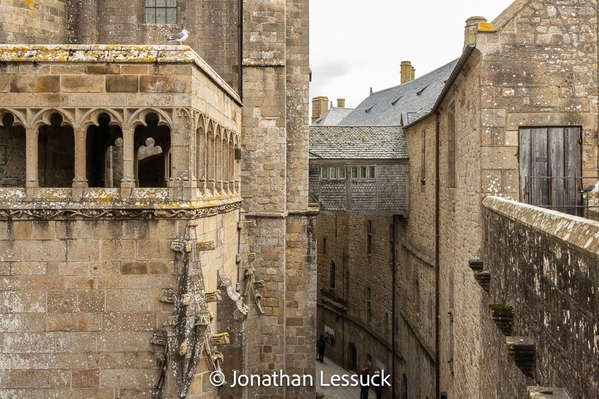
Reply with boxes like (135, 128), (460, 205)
(209, 369), (391, 388)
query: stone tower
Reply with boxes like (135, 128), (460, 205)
(0, 1), (315, 398)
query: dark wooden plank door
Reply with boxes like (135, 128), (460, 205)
(519, 127), (581, 214)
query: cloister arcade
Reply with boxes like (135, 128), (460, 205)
(0, 107), (241, 201)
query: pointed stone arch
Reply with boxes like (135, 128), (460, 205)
(32, 108), (75, 130)
(196, 114), (208, 193)
(0, 112), (26, 187)
(134, 111), (171, 187)
(215, 125), (224, 195)
(78, 108), (124, 130)
(206, 120), (216, 196)
(86, 112), (124, 188)
(127, 107), (173, 129)
(0, 108), (26, 128)
(37, 112), (75, 187)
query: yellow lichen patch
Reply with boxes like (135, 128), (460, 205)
(478, 22), (494, 32)
(82, 188), (119, 203)
(41, 188), (71, 201)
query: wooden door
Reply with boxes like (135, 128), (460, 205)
(519, 127), (581, 214)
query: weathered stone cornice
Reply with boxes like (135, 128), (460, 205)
(0, 44), (241, 104)
(0, 199), (242, 220)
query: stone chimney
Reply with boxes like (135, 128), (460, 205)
(464, 16), (487, 48)
(400, 61), (416, 84)
(311, 96), (329, 123)
(337, 98), (346, 108)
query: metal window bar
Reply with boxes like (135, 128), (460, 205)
(523, 175), (599, 218)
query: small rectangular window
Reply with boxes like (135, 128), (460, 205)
(360, 166), (367, 179)
(330, 166), (337, 179)
(338, 166), (346, 179)
(366, 287), (372, 323)
(351, 167), (358, 179)
(368, 166), (375, 179)
(321, 166), (328, 179)
(145, 0), (177, 24)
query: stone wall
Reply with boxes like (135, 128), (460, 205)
(92, 0), (240, 92)
(476, 0), (599, 194)
(0, 212), (240, 399)
(432, 51), (487, 398)
(239, 0), (315, 397)
(0, 0), (67, 44)
(316, 214), (405, 394)
(483, 197), (599, 399)
(0, 1), (316, 398)
(373, 114), (439, 399)
(406, 1), (599, 397)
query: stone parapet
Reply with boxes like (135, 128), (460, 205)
(483, 196), (599, 398)
(0, 44), (240, 104)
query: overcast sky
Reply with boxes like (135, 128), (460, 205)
(309, 0), (514, 112)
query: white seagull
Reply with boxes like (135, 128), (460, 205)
(168, 28), (189, 45)
(580, 179), (599, 194)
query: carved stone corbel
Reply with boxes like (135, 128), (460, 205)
(243, 253), (265, 315)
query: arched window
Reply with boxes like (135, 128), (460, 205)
(0, 113), (25, 187)
(401, 374), (408, 399)
(207, 130), (215, 193)
(86, 113), (123, 188)
(215, 130), (223, 193)
(197, 125), (206, 192)
(38, 113), (74, 187)
(347, 342), (357, 371)
(228, 135), (235, 192)
(134, 113), (171, 187)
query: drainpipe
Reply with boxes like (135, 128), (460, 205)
(434, 110), (441, 399)
(391, 215), (397, 399)
(238, 0), (243, 99)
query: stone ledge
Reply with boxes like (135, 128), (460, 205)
(483, 196), (599, 262)
(528, 386), (571, 399)
(468, 260), (490, 292)
(0, 44), (240, 105)
(506, 336), (535, 378)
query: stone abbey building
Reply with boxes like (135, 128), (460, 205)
(0, 1), (315, 399)
(312, 0), (599, 398)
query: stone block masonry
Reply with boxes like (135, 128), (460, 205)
(483, 197), (599, 399)
(0, 212), (241, 398)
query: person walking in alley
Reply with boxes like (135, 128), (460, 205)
(317, 335), (326, 362)
(359, 362), (371, 399)
(373, 370), (383, 399)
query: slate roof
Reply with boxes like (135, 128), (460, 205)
(309, 126), (407, 160)
(312, 107), (354, 126)
(339, 59), (459, 126)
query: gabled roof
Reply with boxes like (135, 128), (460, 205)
(309, 125), (407, 160)
(339, 59), (459, 126)
(313, 107), (355, 126)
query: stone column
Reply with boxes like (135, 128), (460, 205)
(72, 128), (88, 188)
(121, 127), (136, 193)
(25, 127), (38, 188)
